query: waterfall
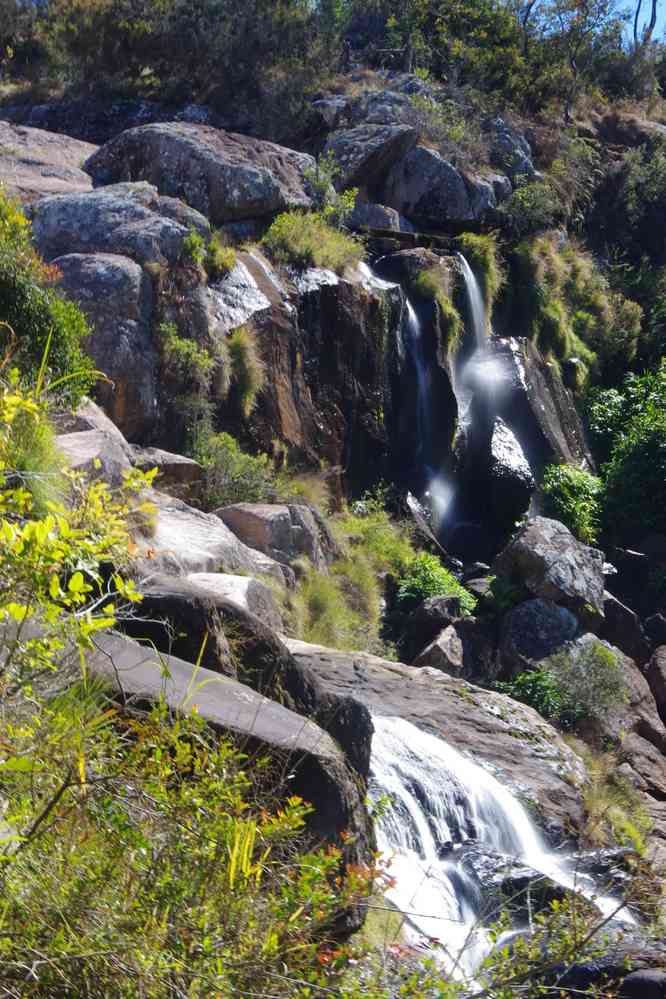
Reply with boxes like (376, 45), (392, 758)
(457, 253), (487, 351)
(404, 298), (431, 471)
(369, 716), (633, 981)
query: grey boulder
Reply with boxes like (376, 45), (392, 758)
(0, 121), (96, 205)
(216, 503), (339, 571)
(493, 516), (606, 618)
(56, 428), (131, 487)
(186, 572), (283, 633)
(85, 123), (315, 224)
(325, 123), (417, 191)
(32, 182), (210, 265)
(500, 598), (579, 675)
(382, 146), (497, 224)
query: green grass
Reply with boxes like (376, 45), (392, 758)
(456, 232), (503, 312)
(261, 211), (365, 273)
(412, 267), (463, 349)
(228, 325), (265, 418)
(206, 232), (236, 281)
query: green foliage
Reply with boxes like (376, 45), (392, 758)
(456, 232), (503, 312)
(412, 267), (462, 349)
(0, 188), (94, 405)
(588, 363), (666, 538)
(541, 463), (603, 544)
(159, 321), (215, 392)
(192, 427), (278, 508)
(333, 488), (416, 576)
(181, 227), (206, 268)
(396, 552), (477, 615)
(500, 181), (564, 237)
(304, 150), (358, 229)
(261, 211), (365, 272)
(2, 384), (65, 514)
(290, 564), (372, 651)
(228, 325), (265, 418)
(503, 639), (627, 733)
(512, 234), (642, 390)
(205, 231), (236, 281)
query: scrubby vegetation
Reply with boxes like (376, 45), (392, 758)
(0, 188), (93, 405)
(541, 463), (603, 544)
(227, 325), (265, 418)
(261, 211), (365, 273)
(396, 552), (477, 615)
(412, 267), (462, 349)
(499, 640), (627, 733)
(456, 232), (503, 314)
(511, 234), (643, 390)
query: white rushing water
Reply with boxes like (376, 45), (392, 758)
(457, 253), (487, 351)
(369, 716), (633, 981)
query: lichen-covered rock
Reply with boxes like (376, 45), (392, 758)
(349, 198), (415, 232)
(324, 123), (417, 191)
(0, 121), (96, 205)
(488, 117), (536, 182)
(216, 503), (339, 571)
(500, 598), (579, 675)
(85, 123), (315, 224)
(53, 252), (157, 440)
(32, 182), (209, 265)
(132, 490), (290, 584)
(493, 517), (606, 617)
(382, 146), (498, 224)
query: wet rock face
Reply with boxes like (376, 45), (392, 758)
(283, 637), (587, 843)
(493, 517), (606, 618)
(0, 121), (97, 205)
(85, 123), (315, 224)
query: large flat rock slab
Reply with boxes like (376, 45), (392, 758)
(0, 121), (96, 205)
(283, 637), (587, 843)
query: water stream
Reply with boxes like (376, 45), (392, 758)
(369, 716), (633, 981)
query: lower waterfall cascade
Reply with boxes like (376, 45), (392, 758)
(368, 716), (634, 982)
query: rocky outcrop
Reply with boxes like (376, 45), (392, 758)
(283, 637), (587, 843)
(349, 198), (414, 232)
(85, 123), (315, 224)
(382, 146), (498, 225)
(647, 647), (666, 729)
(325, 123), (417, 191)
(412, 624), (464, 674)
(129, 445), (202, 494)
(400, 594), (461, 661)
(488, 117), (536, 183)
(77, 629), (373, 881)
(56, 428), (132, 487)
(0, 121), (96, 205)
(32, 181), (209, 265)
(499, 598), (579, 675)
(493, 517), (606, 618)
(600, 592), (651, 665)
(216, 503), (339, 571)
(54, 252), (157, 440)
(133, 490), (289, 584)
(186, 572), (283, 633)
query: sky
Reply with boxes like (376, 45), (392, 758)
(633, 2), (666, 42)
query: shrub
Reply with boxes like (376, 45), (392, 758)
(333, 488), (416, 576)
(228, 325), (265, 418)
(192, 427), (278, 508)
(159, 321), (215, 392)
(2, 389), (65, 514)
(261, 211), (365, 273)
(500, 181), (563, 237)
(541, 464), (602, 544)
(205, 231), (236, 281)
(456, 232), (503, 312)
(0, 188), (93, 405)
(396, 552), (477, 615)
(504, 639), (627, 732)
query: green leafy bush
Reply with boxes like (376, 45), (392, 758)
(159, 321), (215, 391)
(333, 488), (416, 576)
(192, 427), (278, 508)
(500, 181), (564, 237)
(228, 325), (265, 418)
(181, 227), (206, 267)
(0, 188), (93, 404)
(502, 640), (627, 732)
(396, 552), (477, 615)
(261, 211), (365, 273)
(541, 464), (602, 544)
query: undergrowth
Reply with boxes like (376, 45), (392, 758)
(261, 211), (365, 273)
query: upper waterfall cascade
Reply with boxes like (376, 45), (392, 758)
(369, 716), (633, 981)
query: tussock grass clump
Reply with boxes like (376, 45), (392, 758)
(261, 211), (365, 273)
(206, 231), (236, 281)
(228, 325), (265, 418)
(541, 463), (603, 545)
